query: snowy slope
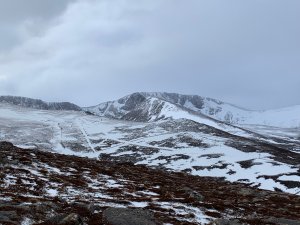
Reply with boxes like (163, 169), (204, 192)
(86, 92), (300, 128)
(146, 92), (300, 128)
(241, 105), (300, 128)
(1, 102), (299, 195)
(84, 93), (263, 140)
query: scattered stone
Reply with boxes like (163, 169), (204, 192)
(211, 219), (242, 225)
(1, 142), (300, 225)
(238, 188), (255, 196)
(181, 187), (205, 202)
(266, 217), (300, 225)
(102, 208), (159, 225)
(0, 211), (18, 224)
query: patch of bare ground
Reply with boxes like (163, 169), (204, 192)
(0, 142), (300, 225)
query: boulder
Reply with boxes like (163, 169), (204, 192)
(44, 213), (83, 225)
(102, 208), (159, 225)
(212, 219), (242, 225)
(181, 187), (204, 202)
(266, 217), (300, 225)
(0, 211), (18, 224)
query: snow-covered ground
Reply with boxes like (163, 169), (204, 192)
(0, 103), (299, 195)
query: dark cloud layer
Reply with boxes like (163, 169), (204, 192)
(0, 0), (299, 109)
(0, 0), (73, 50)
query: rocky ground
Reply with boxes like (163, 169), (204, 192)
(1, 142), (300, 225)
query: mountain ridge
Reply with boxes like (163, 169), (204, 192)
(0, 95), (82, 111)
(2, 92), (300, 128)
(85, 92), (300, 128)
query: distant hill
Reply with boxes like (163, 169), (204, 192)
(0, 95), (82, 111)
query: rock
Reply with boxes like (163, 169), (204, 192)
(33, 201), (59, 213)
(237, 188), (254, 196)
(0, 155), (9, 165)
(71, 202), (96, 215)
(181, 187), (205, 201)
(0, 211), (18, 224)
(44, 213), (83, 225)
(102, 208), (159, 225)
(0, 141), (14, 149)
(212, 219), (242, 225)
(266, 217), (300, 225)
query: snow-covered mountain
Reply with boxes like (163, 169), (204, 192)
(1, 101), (299, 195)
(0, 95), (82, 111)
(85, 92), (300, 128)
(3, 93), (300, 128)
(0, 93), (299, 196)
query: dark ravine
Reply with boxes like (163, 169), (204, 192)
(1, 142), (300, 225)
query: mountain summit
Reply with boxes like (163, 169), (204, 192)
(85, 92), (300, 128)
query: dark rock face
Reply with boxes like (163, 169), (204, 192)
(142, 92), (220, 111)
(121, 93), (146, 111)
(102, 208), (158, 225)
(121, 98), (166, 122)
(190, 95), (205, 109)
(0, 96), (81, 111)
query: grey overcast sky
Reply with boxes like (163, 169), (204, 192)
(0, 0), (299, 109)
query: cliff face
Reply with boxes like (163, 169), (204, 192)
(1, 142), (300, 225)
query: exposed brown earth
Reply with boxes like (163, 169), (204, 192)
(0, 142), (300, 225)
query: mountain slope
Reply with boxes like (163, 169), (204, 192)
(86, 92), (300, 128)
(2, 142), (300, 225)
(143, 92), (300, 128)
(0, 95), (82, 111)
(84, 92), (172, 122)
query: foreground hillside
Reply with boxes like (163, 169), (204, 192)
(1, 142), (300, 225)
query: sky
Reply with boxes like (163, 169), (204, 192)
(0, 0), (299, 109)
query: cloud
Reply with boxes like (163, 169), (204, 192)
(0, 75), (7, 81)
(0, 0), (74, 51)
(0, 0), (300, 109)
